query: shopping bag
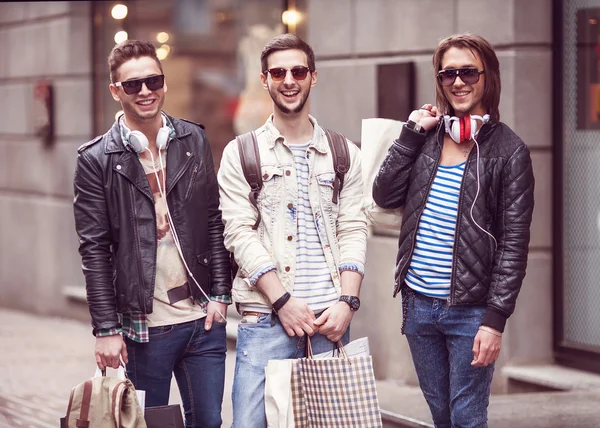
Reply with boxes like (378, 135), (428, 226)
(144, 404), (184, 428)
(265, 358), (297, 428)
(296, 338), (382, 428)
(361, 118), (405, 230)
(265, 337), (375, 428)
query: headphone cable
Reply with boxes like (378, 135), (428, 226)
(147, 148), (227, 321)
(470, 137), (498, 251)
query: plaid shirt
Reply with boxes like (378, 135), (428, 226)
(97, 114), (231, 343)
(97, 295), (231, 343)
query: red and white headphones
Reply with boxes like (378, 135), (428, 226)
(443, 112), (498, 249)
(443, 114), (490, 143)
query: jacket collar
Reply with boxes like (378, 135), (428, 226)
(263, 114), (328, 153)
(105, 113), (192, 154)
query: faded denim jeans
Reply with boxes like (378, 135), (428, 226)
(403, 288), (494, 428)
(231, 311), (350, 428)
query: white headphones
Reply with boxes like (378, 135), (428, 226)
(126, 115), (171, 153)
(443, 114), (490, 144)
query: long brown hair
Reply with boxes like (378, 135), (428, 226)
(108, 40), (163, 84)
(432, 34), (501, 122)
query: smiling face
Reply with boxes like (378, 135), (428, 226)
(440, 47), (486, 118)
(260, 49), (317, 115)
(109, 56), (167, 124)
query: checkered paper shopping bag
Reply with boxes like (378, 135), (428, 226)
(290, 358), (307, 428)
(265, 338), (379, 428)
(293, 343), (382, 428)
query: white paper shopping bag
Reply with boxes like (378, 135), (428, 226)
(265, 358), (296, 428)
(361, 118), (405, 229)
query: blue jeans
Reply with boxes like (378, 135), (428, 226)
(403, 289), (494, 428)
(124, 317), (227, 428)
(231, 312), (350, 428)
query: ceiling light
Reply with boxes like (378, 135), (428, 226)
(282, 10), (301, 26)
(111, 4), (128, 20)
(156, 32), (170, 43)
(114, 30), (128, 44)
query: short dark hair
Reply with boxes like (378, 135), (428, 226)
(108, 40), (163, 83)
(260, 33), (315, 74)
(432, 33), (501, 122)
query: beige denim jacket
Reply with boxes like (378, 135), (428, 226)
(217, 115), (367, 308)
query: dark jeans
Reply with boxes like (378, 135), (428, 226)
(125, 317), (227, 428)
(403, 289), (494, 428)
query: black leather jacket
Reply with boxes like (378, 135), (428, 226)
(373, 121), (534, 332)
(73, 116), (231, 334)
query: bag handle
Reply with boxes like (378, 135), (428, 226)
(305, 336), (348, 360)
(95, 361), (127, 379)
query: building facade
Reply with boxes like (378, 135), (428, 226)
(0, 0), (598, 398)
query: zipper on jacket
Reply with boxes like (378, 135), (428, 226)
(448, 148), (474, 305)
(130, 190), (149, 313)
(397, 155), (441, 294)
(184, 163), (200, 201)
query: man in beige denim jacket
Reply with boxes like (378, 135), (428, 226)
(217, 34), (367, 427)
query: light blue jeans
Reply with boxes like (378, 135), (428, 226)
(402, 288), (495, 428)
(231, 311), (350, 428)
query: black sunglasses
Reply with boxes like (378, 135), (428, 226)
(265, 66), (311, 81)
(437, 68), (485, 86)
(115, 74), (165, 95)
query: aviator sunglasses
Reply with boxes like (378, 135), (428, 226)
(115, 74), (165, 95)
(265, 66), (311, 81)
(438, 67), (485, 86)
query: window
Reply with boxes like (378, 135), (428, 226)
(556, 0), (600, 373)
(93, 0), (285, 167)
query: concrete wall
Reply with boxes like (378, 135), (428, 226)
(0, 0), (556, 393)
(305, 0), (554, 392)
(0, 2), (91, 321)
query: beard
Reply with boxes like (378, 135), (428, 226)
(270, 86), (311, 115)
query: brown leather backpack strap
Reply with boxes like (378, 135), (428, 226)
(76, 379), (93, 428)
(236, 131), (262, 230)
(324, 129), (350, 205)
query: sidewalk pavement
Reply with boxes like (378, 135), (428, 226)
(0, 308), (234, 428)
(3, 308), (600, 428)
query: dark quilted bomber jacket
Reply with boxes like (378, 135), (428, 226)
(372, 121), (534, 332)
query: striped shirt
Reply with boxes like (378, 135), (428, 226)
(239, 142), (339, 314)
(405, 162), (466, 299)
(290, 142), (339, 311)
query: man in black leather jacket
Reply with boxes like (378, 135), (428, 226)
(373, 34), (534, 427)
(73, 40), (231, 428)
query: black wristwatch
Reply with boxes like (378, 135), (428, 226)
(406, 120), (425, 134)
(339, 295), (360, 312)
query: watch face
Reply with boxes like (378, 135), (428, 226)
(341, 296), (360, 311)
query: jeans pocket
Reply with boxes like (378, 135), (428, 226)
(148, 324), (175, 338)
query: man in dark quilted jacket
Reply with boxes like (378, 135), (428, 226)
(373, 33), (534, 428)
